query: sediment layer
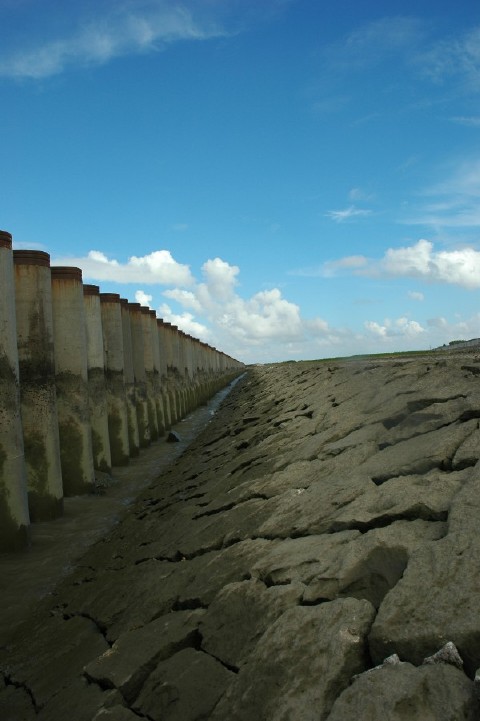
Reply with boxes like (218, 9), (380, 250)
(2, 352), (480, 720)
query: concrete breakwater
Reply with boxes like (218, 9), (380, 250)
(0, 229), (244, 552)
(2, 353), (480, 719)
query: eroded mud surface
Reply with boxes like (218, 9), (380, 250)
(2, 355), (480, 720)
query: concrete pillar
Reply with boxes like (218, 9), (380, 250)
(149, 310), (166, 436)
(83, 285), (112, 474)
(162, 322), (179, 424)
(14, 250), (63, 520)
(0, 231), (30, 550)
(120, 298), (140, 457)
(51, 266), (95, 495)
(157, 319), (172, 430)
(140, 306), (159, 440)
(128, 302), (150, 447)
(100, 293), (130, 466)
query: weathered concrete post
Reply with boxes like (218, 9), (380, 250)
(157, 319), (172, 430)
(83, 285), (112, 474)
(175, 327), (187, 418)
(184, 333), (196, 412)
(149, 310), (166, 436)
(100, 293), (130, 466)
(51, 267), (95, 495)
(13, 250), (63, 520)
(0, 231), (30, 550)
(140, 306), (159, 441)
(162, 322), (180, 424)
(128, 303), (150, 447)
(120, 298), (140, 457)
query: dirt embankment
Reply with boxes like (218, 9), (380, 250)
(2, 353), (480, 720)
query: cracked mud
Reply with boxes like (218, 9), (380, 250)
(2, 352), (480, 719)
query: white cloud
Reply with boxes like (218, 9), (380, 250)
(158, 257), (333, 359)
(135, 290), (153, 307)
(325, 205), (372, 223)
(325, 238), (480, 290)
(52, 249), (194, 286)
(201, 257), (239, 300)
(163, 288), (203, 313)
(0, 2), (224, 79)
(380, 239), (480, 289)
(364, 316), (425, 340)
(364, 320), (388, 338)
(53, 243), (480, 362)
(158, 303), (210, 339)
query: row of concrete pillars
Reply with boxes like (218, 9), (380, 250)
(0, 230), (244, 552)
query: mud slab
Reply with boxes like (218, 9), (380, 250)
(2, 353), (480, 720)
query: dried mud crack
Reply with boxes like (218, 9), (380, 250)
(2, 352), (480, 720)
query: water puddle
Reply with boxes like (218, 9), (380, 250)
(0, 375), (245, 644)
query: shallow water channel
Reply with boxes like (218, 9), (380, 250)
(0, 376), (244, 645)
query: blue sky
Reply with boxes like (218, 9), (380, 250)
(2, 0), (480, 363)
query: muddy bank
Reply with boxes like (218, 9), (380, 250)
(2, 353), (480, 720)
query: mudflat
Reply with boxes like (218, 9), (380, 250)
(2, 352), (480, 720)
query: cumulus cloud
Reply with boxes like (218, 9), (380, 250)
(53, 242), (478, 362)
(380, 239), (480, 289)
(158, 303), (210, 339)
(163, 288), (204, 313)
(52, 249), (194, 285)
(158, 256), (334, 359)
(324, 238), (480, 290)
(135, 290), (153, 307)
(0, 1), (224, 79)
(365, 316), (425, 339)
(201, 257), (239, 301)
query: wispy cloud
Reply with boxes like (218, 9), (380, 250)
(402, 157), (480, 229)
(324, 16), (424, 71)
(290, 255), (367, 278)
(348, 187), (374, 201)
(408, 290), (424, 301)
(325, 205), (373, 223)
(450, 116), (480, 127)
(415, 25), (480, 90)
(0, 2), (225, 79)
